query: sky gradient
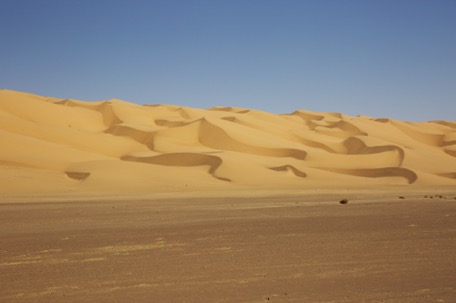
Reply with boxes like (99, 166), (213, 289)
(1, 0), (455, 121)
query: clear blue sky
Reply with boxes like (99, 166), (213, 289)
(1, 0), (455, 121)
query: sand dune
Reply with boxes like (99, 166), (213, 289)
(1, 89), (456, 194)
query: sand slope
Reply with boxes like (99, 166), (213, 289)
(1, 89), (455, 194)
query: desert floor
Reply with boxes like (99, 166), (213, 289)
(1, 191), (456, 302)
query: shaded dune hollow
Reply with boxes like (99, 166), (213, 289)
(65, 172), (91, 181)
(197, 119), (307, 160)
(121, 153), (230, 182)
(323, 120), (368, 136)
(318, 167), (418, 184)
(343, 137), (405, 165)
(445, 149), (456, 158)
(439, 172), (456, 179)
(57, 99), (123, 127)
(391, 120), (446, 147)
(105, 124), (155, 149)
(269, 165), (307, 178)
(154, 119), (189, 128)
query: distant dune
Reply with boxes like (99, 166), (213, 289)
(1, 89), (455, 195)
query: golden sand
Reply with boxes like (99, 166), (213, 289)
(1, 89), (455, 195)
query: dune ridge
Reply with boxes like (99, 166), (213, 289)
(1, 89), (455, 194)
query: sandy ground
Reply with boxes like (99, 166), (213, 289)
(1, 192), (456, 302)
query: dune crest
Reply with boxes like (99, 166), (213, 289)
(1, 89), (456, 194)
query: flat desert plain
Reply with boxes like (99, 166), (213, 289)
(1, 192), (456, 302)
(1, 90), (456, 302)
